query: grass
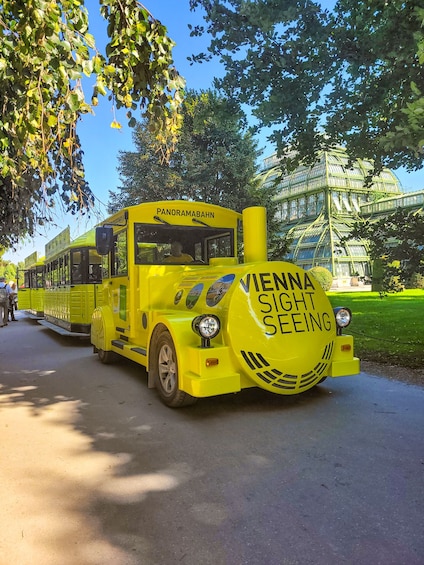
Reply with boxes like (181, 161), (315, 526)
(327, 289), (424, 369)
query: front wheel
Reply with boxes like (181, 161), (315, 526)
(98, 348), (117, 364)
(155, 331), (197, 407)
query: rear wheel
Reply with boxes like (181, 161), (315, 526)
(155, 331), (196, 407)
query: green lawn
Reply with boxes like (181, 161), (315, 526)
(327, 289), (424, 368)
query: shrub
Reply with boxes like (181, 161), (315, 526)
(308, 266), (333, 291)
(406, 272), (424, 289)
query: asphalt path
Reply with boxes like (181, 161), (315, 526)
(0, 313), (423, 565)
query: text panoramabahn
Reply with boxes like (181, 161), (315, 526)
(155, 207), (215, 218)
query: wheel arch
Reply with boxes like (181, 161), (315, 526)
(91, 305), (115, 351)
(147, 316), (195, 389)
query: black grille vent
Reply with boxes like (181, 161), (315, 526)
(240, 342), (334, 391)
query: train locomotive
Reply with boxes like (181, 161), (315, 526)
(91, 201), (360, 407)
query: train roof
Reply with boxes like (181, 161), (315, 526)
(102, 200), (243, 228)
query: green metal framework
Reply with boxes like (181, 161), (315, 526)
(259, 147), (403, 280)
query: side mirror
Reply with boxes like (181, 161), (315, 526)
(96, 227), (114, 255)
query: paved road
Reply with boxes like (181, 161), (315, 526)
(1, 313), (423, 565)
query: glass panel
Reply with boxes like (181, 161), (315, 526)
(52, 260), (59, 287)
(23, 270), (31, 288)
(332, 194), (342, 211)
(101, 255), (109, 279)
(35, 266), (44, 288)
(112, 231), (128, 276)
(348, 245), (367, 256)
(342, 195), (352, 211)
(71, 250), (82, 284)
(297, 247), (315, 259)
(134, 224), (234, 265)
(64, 254), (70, 284)
(88, 249), (102, 282)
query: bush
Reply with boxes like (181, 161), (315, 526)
(406, 272), (424, 289)
(308, 266), (333, 291)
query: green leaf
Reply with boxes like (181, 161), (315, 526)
(47, 115), (58, 127)
(84, 33), (96, 49)
(0, 0), (184, 248)
(82, 59), (94, 77)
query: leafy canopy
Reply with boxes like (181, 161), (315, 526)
(0, 0), (184, 248)
(189, 0), (424, 175)
(348, 209), (424, 292)
(110, 89), (261, 212)
(109, 89), (291, 258)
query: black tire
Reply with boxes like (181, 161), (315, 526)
(155, 331), (197, 407)
(98, 348), (116, 364)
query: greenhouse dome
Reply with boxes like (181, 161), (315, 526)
(259, 147), (403, 286)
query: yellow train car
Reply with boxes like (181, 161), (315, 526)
(18, 252), (45, 318)
(40, 227), (103, 336)
(91, 200), (360, 407)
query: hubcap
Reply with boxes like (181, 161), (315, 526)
(158, 344), (176, 394)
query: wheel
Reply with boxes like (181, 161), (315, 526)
(155, 331), (197, 407)
(98, 348), (116, 364)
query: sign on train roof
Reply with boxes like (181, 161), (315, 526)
(24, 251), (39, 269)
(45, 227), (70, 258)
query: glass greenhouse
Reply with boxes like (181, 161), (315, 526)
(259, 147), (404, 286)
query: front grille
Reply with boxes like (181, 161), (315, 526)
(240, 342), (334, 391)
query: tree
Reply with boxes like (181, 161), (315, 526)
(108, 122), (184, 212)
(348, 208), (424, 292)
(110, 89), (261, 212)
(189, 0), (424, 176)
(110, 89), (292, 258)
(0, 0), (184, 248)
(0, 248), (17, 282)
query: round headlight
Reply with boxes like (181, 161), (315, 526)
(334, 307), (352, 328)
(192, 314), (221, 339)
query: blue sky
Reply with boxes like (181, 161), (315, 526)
(4, 0), (423, 264)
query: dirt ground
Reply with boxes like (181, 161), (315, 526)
(361, 360), (424, 387)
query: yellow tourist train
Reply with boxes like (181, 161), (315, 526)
(91, 200), (360, 407)
(18, 252), (45, 318)
(38, 227), (103, 336)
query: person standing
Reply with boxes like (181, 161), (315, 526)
(8, 281), (18, 321)
(0, 276), (11, 327)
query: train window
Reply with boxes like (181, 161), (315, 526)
(52, 259), (59, 287)
(64, 254), (70, 284)
(24, 270), (31, 289)
(111, 230), (128, 276)
(44, 264), (51, 288)
(207, 234), (232, 259)
(134, 224), (234, 265)
(59, 257), (65, 285)
(30, 268), (37, 289)
(72, 251), (83, 284)
(101, 254), (109, 279)
(136, 242), (160, 264)
(88, 250), (102, 283)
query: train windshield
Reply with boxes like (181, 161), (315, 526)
(134, 224), (234, 265)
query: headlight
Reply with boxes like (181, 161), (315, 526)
(333, 307), (352, 331)
(192, 314), (221, 340)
